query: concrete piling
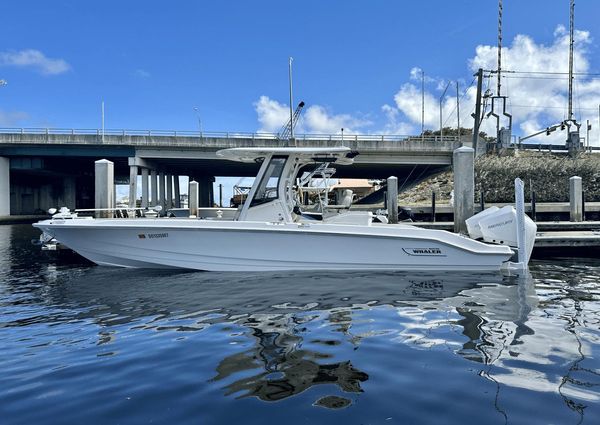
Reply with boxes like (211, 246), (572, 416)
(386, 176), (398, 224)
(150, 170), (158, 207)
(0, 157), (9, 216)
(166, 174), (173, 211)
(198, 177), (214, 207)
(94, 159), (114, 218)
(141, 168), (149, 209)
(159, 171), (166, 212)
(62, 176), (76, 210)
(189, 180), (199, 217)
(570, 176), (583, 222)
(128, 165), (138, 208)
(174, 176), (181, 208)
(453, 146), (474, 234)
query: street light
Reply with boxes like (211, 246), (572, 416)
(439, 80), (451, 141)
(0, 79), (7, 87)
(193, 107), (203, 135)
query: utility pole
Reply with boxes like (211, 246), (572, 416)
(568, 0), (575, 121)
(496, 0), (503, 143)
(472, 68), (484, 152)
(101, 101), (105, 143)
(421, 69), (425, 141)
(456, 81), (460, 139)
(497, 0), (503, 98)
(288, 57), (294, 140)
(586, 119), (590, 150)
(565, 0), (581, 154)
(193, 107), (203, 134)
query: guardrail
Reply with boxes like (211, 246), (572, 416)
(0, 127), (459, 144)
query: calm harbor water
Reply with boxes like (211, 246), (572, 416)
(1, 224), (599, 424)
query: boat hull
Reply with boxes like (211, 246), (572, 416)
(33, 219), (514, 271)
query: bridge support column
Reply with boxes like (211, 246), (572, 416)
(166, 174), (173, 211)
(141, 168), (149, 209)
(453, 147), (474, 234)
(174, 176), (181, 208)
(159, 171), (166, 213)
(0, 157), (9, 217)
(95, 159), (114, 218)
(128, 165), (138, 208)
(570, 176), (583, 222)
(198, 177), (215, 207)
(189, 180), (199, 217)
(62, 176), (76, 210)
(150, 169), (158, 207)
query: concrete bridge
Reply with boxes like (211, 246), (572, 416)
(0, 128), (462, 215)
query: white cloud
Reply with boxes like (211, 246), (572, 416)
(253, 27), (600, 145)
(381, 104), (416, 135)
(0, 110), (30, 126)
(254, 96), (371, 134)
(302, 105), (370, 134)
(384, 26), (600, 145)
(468, 27), (597, 144)
(409, 67), (437, 84)
(0, 49), (71, 75)
(133, 69), (151, 79)
(254, 95), (289, 133)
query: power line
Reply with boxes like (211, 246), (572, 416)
(509, 104), (598, 110)
(487, 69), (600, 76)
(442, 77), (477, 127)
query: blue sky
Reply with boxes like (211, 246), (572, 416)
(2, 0), (600, 142)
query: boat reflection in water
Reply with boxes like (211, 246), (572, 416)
(34, 264), (540, 408)
(4, 227), (599, 422)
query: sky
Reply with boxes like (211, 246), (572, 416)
(1, 0), (600, 201)
(1, 0), (599, 140)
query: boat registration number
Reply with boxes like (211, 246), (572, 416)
(138, 233), (169, 239)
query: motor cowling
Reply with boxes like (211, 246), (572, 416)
(467, 205), (537, 263)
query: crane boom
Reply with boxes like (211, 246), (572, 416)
(278, 101), (305, 141)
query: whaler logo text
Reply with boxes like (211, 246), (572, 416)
(402, 247), (444, 256)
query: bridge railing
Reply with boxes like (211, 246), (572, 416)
(0, 127), (460, 144)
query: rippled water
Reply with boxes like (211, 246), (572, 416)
(1, 224), (599, 424)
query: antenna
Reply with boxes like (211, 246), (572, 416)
(101, 101), (105, 143)
(488, 0), (512, 150)
(568, 0), (575, 121)
(288, 57), (294, 140)
(456, 81), (460, 138)
(497, 0), (503, 97)
(421, 69), (425, 141)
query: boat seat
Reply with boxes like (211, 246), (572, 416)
(325, 189), (353, 210)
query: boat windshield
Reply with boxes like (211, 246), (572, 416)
(250, 156), (287, 207)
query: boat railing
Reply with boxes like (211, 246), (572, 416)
(74, 207), (155, 219)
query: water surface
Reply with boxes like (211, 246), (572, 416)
(1, 224), (599, 424)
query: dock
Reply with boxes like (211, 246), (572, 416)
(412, 221), (600, 250)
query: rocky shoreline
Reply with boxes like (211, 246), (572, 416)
(398, 151), (600, 204)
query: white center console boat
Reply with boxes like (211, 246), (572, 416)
(33, 147), (535, 271)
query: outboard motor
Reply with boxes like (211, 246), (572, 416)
(466, 179), (537, 267)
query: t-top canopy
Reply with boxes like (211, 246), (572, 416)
(216, 147), (357, 164)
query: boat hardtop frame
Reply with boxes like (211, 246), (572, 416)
(216, 147), (360, 224)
